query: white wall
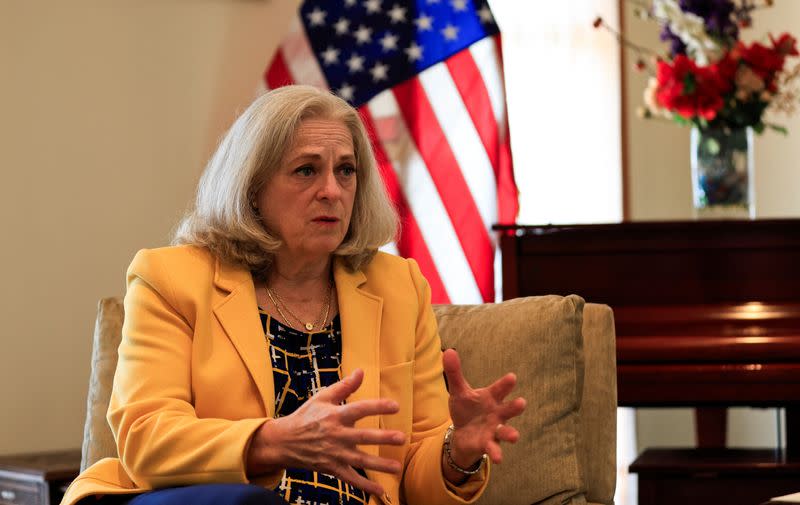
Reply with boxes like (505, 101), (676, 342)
(0, 0), (299, 455)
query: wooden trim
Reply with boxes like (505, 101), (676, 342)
(695, 408), (728, 448)
(500, 232), (519, 300)
(618, 0), (631, 221)
(787, 407), (800, 458)
(617, 362), (800, 406)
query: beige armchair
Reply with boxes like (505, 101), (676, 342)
(81, 295), (616, 505)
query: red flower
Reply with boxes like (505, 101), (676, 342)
(715, 50), (740, 83)
(655, 55), (731, 121)
(738, 41), (785, 82)
(770, 33), (799, 56)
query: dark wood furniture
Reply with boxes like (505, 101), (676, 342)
(497, 219), (800, 504)
(631, 448), (800, 505)
(0, 450), (81, 505)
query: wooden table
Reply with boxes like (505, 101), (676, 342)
(0, 449), (81, 505)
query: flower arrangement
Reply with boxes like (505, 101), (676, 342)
(596, 0), (800, 134)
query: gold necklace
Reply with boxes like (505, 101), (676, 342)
(265, 279), (332, 332)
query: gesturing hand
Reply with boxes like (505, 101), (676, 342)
(247, 369), (405, 497)
(442, 348), (526, 470)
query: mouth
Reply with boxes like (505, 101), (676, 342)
(312, 216), (340, 224)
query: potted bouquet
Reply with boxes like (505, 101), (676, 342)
(597, 0), (800, 218)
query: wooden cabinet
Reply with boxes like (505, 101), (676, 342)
(0, 450), (81, 505)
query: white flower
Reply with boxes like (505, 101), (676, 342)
(643, 76), (672, 118)
(653, 0), (722, 65)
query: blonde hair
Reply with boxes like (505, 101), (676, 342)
(173, 85), (399, 275)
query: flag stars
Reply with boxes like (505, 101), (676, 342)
(353, 25), (373, 44)
(477, 5), (494, 23)
(320, 46), (340, 65)
(370, 62), (390, 82)
(380, 32), (399, 51)
(335, 81), (354, 99)
(346, 53), (365, 73)
(344, 0), (357, 6)
(441, 23), (460, 41)
(415, 13), (434, 31)
(363, 0), (382, 14)
(334, 17), (350, 35)
(405, 41), (424, 62)
(306, 7), (327, 27)
(450, 0), (468, 11)
(387, 4), (407, 23)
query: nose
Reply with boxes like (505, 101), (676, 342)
(316, 167), (342, 201)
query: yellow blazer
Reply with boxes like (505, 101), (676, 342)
(61, 246), (488, 505)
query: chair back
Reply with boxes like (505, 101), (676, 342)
(81, 297), (124, 472)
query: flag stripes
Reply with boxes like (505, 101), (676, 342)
(392, 77), (494, 302)
(445, 50), (500, 175)
(357, 108), (451, 303)
(367, 90), (483, 303)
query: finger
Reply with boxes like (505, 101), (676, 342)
(484, 439), (503, 464)
(317, 369), (364, 403)
(442, 348), (471, 395)
(338, 398), (399, 425)
(339, 427), (406, 446)
(338, 465), (385, 497)
(487, 372), (517, 401)
(494, 424), (520, 444)
(496, 397), (527, 422)
(341, 449), (403, 475)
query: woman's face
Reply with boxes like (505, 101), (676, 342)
(257, 117), (357, 263)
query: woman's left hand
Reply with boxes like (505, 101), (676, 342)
(442, 348), (526, 470)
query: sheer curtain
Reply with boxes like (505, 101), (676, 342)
(488, 1), (636, 503)
(490, 0), (623, 225)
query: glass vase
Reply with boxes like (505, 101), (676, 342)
(690, 126), (755, 219)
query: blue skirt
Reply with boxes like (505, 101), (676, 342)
(86, 483), (289, 505)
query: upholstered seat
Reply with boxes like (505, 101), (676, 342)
(81, 295), (616, 505)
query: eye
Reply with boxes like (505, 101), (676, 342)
(294, 165), (315, 177)
(338, 164), (357, 177)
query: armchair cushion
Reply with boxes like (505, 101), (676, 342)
(578, 304), (617, 505)
(434, 295), (587, 505)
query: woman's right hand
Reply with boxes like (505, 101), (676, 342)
(246, 369), (406, 497)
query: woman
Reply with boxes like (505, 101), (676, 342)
(62, 85), (525, 505)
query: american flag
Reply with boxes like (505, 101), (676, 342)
(264, 0), (517, 304)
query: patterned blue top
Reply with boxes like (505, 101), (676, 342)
(258, 310), (369, 505)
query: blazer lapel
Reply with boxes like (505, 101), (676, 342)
(213, 257), (275, 417)
(335, 258), (383, 455)
(209, 256), (381, 428)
